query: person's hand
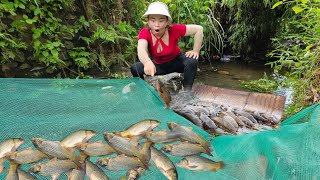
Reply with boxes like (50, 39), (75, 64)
(185, 50), (200, 59)
(144, 61), (156, 76)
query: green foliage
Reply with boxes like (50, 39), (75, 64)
(240, 73), (278, 93)
(165, 0), (224, 58)
(68, 47), (90, 69)
(268, 0), (320, 116)
(221, 0), (281, 59)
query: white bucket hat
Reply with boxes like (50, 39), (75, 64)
(142, 2), (172, 22)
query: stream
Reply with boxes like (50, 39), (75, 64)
(196, 60), (293, 106)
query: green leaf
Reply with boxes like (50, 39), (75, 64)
(51, 49), (59, 57)
(52, 42), (61, 47)
(272, 1), (283, 9)
(42, 51), (49, 57)
(84, 22), (90, 27)
(292, 6), (303, 14)
(22, 14), (28, 19)
(300, 0), (308, 4)
(34, 8), (41, 15)
(18, 4), (25, 9)
(26, 19), (36, 24)
(32, 29), (42, 39)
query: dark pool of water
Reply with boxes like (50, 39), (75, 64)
(196, 60), (273, 91)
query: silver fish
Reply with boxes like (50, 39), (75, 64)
(167, 122), (210, 149)
(66, 168), (85, 180)
(0, 138), (24, 158)
(77, 141), (116, 157)
(126, 167), (145, 180)
(224, 111), (245, 127)
(17, 168), (37, 180)
(85, 160), (109, 180)
(161, 142), (212, 156)
(31, 138), (75, 160)
(119, 119), (161, 137)
(9, 148), (48, 164)
(29, 158), (77, 180)
(176, 155), (224, 172)
(60, 129), (96, 148)
(5, 163), (19, 180)
(150, 147), (177, 180)
(97, 154), (147, 171)
(145, 130), (179, 144)
(103, 132), (148, 167)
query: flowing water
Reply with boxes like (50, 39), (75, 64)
(196, 60), (272, 90)
(195, 60), (293, 106)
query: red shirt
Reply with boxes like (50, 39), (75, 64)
(138, 24), (186, 64)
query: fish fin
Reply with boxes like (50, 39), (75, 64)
(118, 154), (126, 157)
(218, 161), (225, 169)
(51, 174), (60, 180)
(209, 167), (217, 172)
(137, 154), (149, 170)
(189, 165), (199, 169)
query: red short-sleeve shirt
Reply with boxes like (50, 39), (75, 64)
(138, 24), (186, 64)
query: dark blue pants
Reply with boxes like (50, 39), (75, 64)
(130, 53), (198, 90)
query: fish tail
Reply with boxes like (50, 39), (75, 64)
(218, 161), (225, 169)
(72, 155), (86, 170)
(137, 154), (149, 170)
(204, 148), (214, 156)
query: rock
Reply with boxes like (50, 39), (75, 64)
(19, 63), (30, 70)
(145, 73), (183, 95)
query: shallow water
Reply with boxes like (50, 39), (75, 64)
(196, 60), (293, 106)
(196, 60), (272, 91)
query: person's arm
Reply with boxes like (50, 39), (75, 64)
(184, 25), (204, 59)
(137, 39), (156, 76)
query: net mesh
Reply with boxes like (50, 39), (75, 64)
(0, 78), (319, 179)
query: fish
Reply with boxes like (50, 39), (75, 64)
(174, 110), (203, 128)
(161, 142), (213, 156)
(31, 138), (76, 160)
(126, 167), (146, 180)
(0, 158), (5, 175)
(9, 148), (48, 164)
(140, 141), (153, 163)
(0, 138), (25, 158)
(5, 163), (19, 180)
(145, 130), (179, 144)
(77, 141), (116, 157)
(156, 79), (171, 108)
(103, 132), (148, 167)
(235, 110), (258, 123)
(150, 147), (178, 180)
(199, 112), (218, 130)
(176, 155), (224, 172)
(212, 116), (238, 134)
(60, 129), (96, 148)
(17, 168), (37, 180)
(223, 111), (245, 127)
(66, 168), (85, 180)
(29, 158), (77, 180)
(119, 119), (161, 137)
(85, 160), (109, 180)
(167, 122), (211, 150)
(97, 154), (147, 171)
(238, 116), (256, 128)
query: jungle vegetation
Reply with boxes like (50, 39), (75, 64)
(0, 0), (319, 116)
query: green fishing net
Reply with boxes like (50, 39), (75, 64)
(0, 78), (319, 179)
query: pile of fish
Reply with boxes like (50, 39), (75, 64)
(0, 120), (224, 180)
(148, 74), (279, 136)
(170, 91), (278, 135)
